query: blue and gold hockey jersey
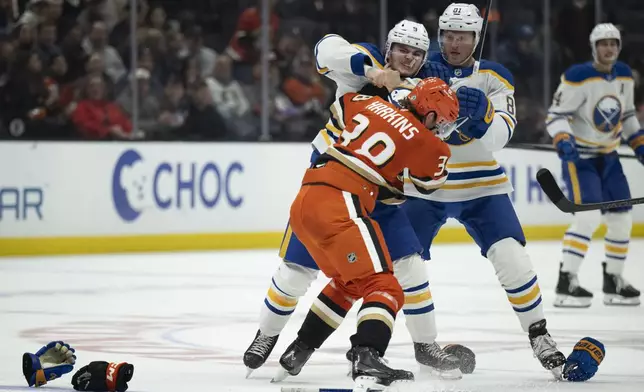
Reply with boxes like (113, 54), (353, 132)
(546, 61), (641, 157)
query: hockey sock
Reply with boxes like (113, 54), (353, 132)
(298, 282), (353, 349)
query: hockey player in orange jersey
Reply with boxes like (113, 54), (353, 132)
(273, 78), (458, 390)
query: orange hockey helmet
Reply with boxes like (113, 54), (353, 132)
(407, 77), (459, 138)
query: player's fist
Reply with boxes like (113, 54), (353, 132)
(563, 337), (605, 382)
(553, 133), (580, 162)
(626, 131), (644, 166)
(23, 341), (77, 387)
(72, 361), (134, 392)
(366, 67), (402, 92)
(422, 61), (450, 85)
(456, 86), (494, 139)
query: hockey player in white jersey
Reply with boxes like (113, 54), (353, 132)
(546, 23), (643, 308)
(244, 20), (464, 379)
(400, 3), (567, 375)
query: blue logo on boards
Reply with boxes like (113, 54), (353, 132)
(111, 149), (243, 222)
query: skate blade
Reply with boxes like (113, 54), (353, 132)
(549, 366), (563, 381)
(603, 294), (641, 306)
(271, 367), (290, 383)
(553, 295), (592, 308)
(418, 363), (463, 380)
(353, 376), (378, 392)
(245, 367), (254, 379)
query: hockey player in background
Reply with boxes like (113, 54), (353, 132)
(400, 3), (567, 375)
(244, 20), (466, 379)
(546, 23), (643, 308)
(274, 78), (458, 389)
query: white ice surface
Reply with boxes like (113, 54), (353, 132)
(1, 240), (643, 391)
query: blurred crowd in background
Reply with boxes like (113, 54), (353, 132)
(0, 0), (642, 142)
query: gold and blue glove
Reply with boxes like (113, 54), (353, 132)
(23, 341), (76, 387)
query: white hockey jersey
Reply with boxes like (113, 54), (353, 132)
(546, 61), (640, 157)
(424, 53), (517, 202)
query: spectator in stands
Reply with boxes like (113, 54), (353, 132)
(72, 75), (134, 140)
(37, 21), (59, 65)
(60, 23), (87, 82)
(206, 55), (257, 140)
(1, 50), (60, 138)
(243, 60), (283, 138)
(497, 24), (542, 100)
(156, 74), (189, 139)
(278, 47), (329, 140)
(0, 0), (14, 34)
(274, 32), (303, 79)
(554, 0), (598, 69)
(117, 68), (161, 134)
(226, 0), (279, 66)
(182, 79), (228, 140)
(184, 25), (217, 79)
(0, 37), (14, 82)
(181, 55), (200, 96)
(77, 0), (121, 32)
(14, 22), (35, 52)
(147, 5), (167, 32)
(82, 20), (126, 84)
(159, 29), (188, 84)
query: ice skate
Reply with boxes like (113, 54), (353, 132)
(350, 346), (414, 391)
(528, 320), (566, 379)
(243, 330), (278, 377)
(554, 264), (593, 308)
(602, 262), (641, 306)
(414, 342), (462, 379)
(271, 338), (314, 383)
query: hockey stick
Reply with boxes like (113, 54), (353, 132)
(506, 142), (638, 160)
(472, 0), (492, 74)
(537, 168), (644, 212)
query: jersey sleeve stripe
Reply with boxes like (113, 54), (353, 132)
(496, 110), (517, 125)
(497, 112), (516, 128)
(498, 114), (513, 141)
(479, 69), (514, 91)
(352, 44), (385, 69)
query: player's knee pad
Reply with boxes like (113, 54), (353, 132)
(362, 273), (404, 313)
(487, 238), (535, 287)
(569, 210), (602, 236)
(603, 211), (632, 238)
(393, 253), (428, 290)
(272, 261), (319, 298)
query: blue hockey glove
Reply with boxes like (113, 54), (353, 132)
(563, 337), (605, 382)
(553, 133), (580, 162)
(23, 341), (77, 387)
(421, 61), (450, 85)
(627, 130), (644, 165)
(456, 86), (495, 139)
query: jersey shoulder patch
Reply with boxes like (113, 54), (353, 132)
(479, 60), (515, 90)
(562, 62), (600, 84)
(614, 61), (633, 78)
(352, 42), (385, 68)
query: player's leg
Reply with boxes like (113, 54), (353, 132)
(243, 225), (319, 374)
(457, 195), (566, 374)
(600, 154), (640, 305)
(556, 160), (603, 307)
(277, 188), (414, 387)
(397, 199), (462, 377)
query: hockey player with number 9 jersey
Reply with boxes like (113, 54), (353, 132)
(546, 23), (643, 308)
(276, 77), (457, 389)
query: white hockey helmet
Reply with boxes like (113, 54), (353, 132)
(438, 3), (483, 63)
(590, 23), (621, 62)
(384, 20), (430, 65)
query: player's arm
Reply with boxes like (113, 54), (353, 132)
(456, 64), (517, 152)
(315, 35), (383, 77)
(545, 69), (587, 161)
(402, 136), (452, 200)
(310, 93), (359, 156)
(617, 64), (644, 159)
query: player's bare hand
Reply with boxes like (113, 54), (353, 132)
(366, 67), (402, 92)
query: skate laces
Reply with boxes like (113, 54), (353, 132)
(532, 333), (559, 359)
(248, 333), (275, 356)
(425, 342), (452, 361)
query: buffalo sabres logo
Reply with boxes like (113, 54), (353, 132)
(593, 95), (622, 133)
(454, 68), (462, 77)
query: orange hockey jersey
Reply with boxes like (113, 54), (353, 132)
(318, 93), (451, 201)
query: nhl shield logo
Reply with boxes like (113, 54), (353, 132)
(347, 253), (357, 263)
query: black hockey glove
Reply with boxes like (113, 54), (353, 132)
(71, 361), (134, 392)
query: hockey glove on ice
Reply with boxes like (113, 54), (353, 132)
(627, 130), (644, 165)
(23, 341), (77, 387)
(563, 337), (604, 382)
(72, 361), (134, 392)
(422, 61), (451, 85)
(456, 86), (494, 139)
(553, 133), (580, 162)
